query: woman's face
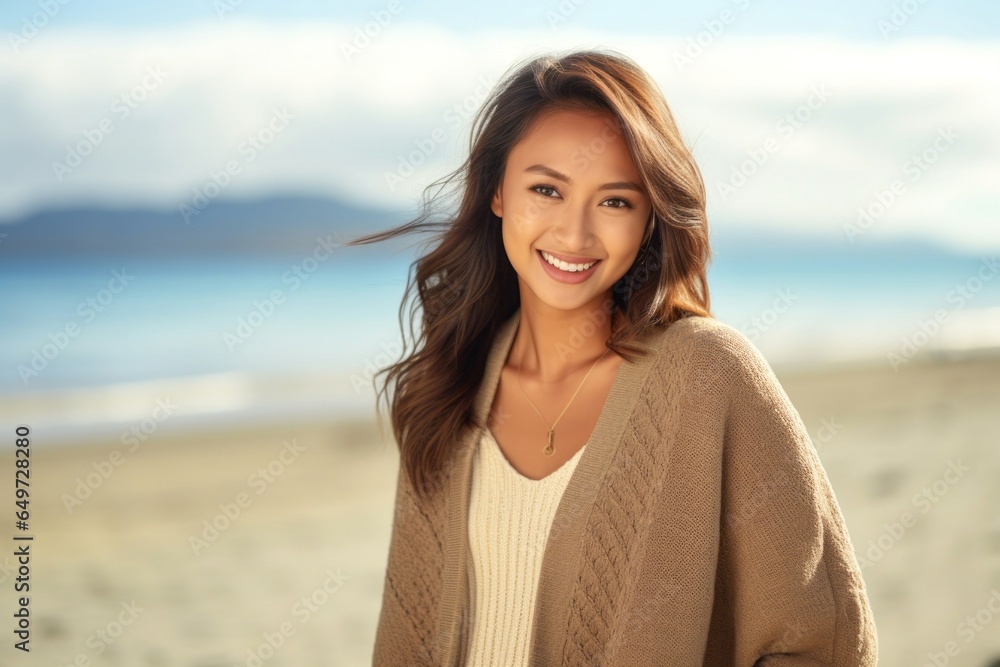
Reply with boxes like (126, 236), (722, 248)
(491, 106), (652, 314)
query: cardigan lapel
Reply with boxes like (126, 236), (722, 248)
(437, 308), (522, 666)
(436, 307), (664, 667)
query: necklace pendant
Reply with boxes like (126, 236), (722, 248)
(544, 429), (555, 456)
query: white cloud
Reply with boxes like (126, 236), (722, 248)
(0, 21), (997, 253)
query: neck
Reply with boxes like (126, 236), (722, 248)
(510, 299), (618, 383)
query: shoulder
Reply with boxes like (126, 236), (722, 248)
(649, 315), (763, 366)
(645, 315), (778, 395)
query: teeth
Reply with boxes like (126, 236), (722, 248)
(541, 251), (597, 272)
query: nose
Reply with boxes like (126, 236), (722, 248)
(550, 201), (594, 252)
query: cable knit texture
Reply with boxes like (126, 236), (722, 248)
(465, 429), (586, 666)
(372, 307), (879, 666)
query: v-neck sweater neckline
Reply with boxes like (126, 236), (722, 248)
(484, 427), (587, 483)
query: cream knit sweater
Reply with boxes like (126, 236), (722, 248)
(465, 429), (586, 666)
(372, 307), (879, 666)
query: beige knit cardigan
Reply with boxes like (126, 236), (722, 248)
(372, 307), (879, 666)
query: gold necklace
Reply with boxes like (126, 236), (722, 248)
(515, 346), (612, 456)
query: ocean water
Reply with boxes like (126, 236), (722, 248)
(1, 255), (407, 393)
(2, 249), (998, 445)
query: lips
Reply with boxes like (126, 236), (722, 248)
(536, 249), (602, 284)
(539, 249), (600, 264)
(538, 249), (601, 272)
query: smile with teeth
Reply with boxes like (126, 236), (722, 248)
(539, 250), (600, 273)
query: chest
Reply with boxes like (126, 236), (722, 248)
(487, 354), (622, 481)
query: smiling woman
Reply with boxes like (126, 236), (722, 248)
(343, 48), (878, 666)
(491, 108), (653, 298)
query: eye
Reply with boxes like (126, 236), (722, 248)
(602, 197), (634, 209)
(529, 184), (561, 198)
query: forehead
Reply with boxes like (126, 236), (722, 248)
(507, 106), (639, 180)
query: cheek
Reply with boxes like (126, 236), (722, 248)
(605, 227), (643, 261)
(502, 199), (544, 244)
(500, 217), (530, 267)
(598, 230), (644, 278)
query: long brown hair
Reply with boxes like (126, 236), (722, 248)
(343, 48), (712, 501)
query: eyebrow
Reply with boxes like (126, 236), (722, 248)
(523, 164), (644, 193)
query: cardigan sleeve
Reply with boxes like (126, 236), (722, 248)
(708, 326), (879, 666)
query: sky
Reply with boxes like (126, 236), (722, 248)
(1, 0), (998, 254)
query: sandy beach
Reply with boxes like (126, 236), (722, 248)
(4, 353), (999, 666)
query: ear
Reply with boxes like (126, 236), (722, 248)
(490, 182), (503, 219)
